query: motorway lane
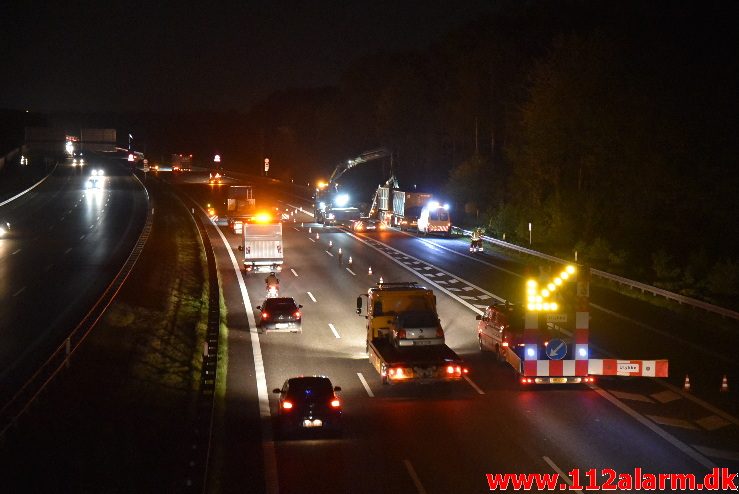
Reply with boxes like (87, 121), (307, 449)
(0, 158), (148, 400)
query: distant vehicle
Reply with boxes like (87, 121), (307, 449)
(227, 185), (256, 233)
(324, 206), (361, 227)
(86, 169), (105, 189)
(256, 297), (302, 333)
(351, 217), (386, 232)
(208, 172), (223, 184)
(239, 214), (283, 273)
(272, 376), (342, 436)
(390, 190), (432, 231)
(172, 153), (192, 172)
(417, 201), (451, 236)
(0, 221), (11, 237)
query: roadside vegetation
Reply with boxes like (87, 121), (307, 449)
(0, 179), (209, 492)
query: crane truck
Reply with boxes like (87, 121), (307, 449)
(356, 282), (467, 384)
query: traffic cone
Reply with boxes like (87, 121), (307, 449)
(338, 248), (342, 255)
(308, 226), (311, 233)
(379, 276), (384, 284)
(721, 375), (728, 392)
(316, 233), (320, 240)
(368, 266), (373, 275)
(348, 256), (353, 266)
(329, 240), (333, 248)
(683, 375), (691, 391)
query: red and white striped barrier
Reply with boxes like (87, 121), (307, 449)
(521, 359), (668, 377)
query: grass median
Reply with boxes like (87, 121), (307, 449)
(1, 178), (210, 492)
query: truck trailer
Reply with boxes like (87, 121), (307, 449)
(240, 217), (283, 273)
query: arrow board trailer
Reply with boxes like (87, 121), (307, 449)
(241, 221), (283, 273)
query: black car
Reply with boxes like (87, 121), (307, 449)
(256, 297), (302, 333)
(273, 376), (342, 436)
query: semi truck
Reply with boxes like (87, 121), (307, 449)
(227, 185), (256, 233)
(356, 282), (467, 384)
(240, 215), (283, 273)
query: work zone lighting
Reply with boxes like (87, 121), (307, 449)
(525, 265), (576, 312)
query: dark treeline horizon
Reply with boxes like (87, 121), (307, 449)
(3, 0), (737, 304)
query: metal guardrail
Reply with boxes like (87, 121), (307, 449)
(0, 179), (153, 437)
(452, 226), (739, 321)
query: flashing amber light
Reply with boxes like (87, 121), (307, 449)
(254, 213), (272, 223)
(566, 265), (576, 274)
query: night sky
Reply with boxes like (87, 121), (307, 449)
(2, 1), (497, 113)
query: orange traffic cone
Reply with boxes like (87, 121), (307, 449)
(683, 375), (691, 391)
(316, 233), (320, 240)
(368, 266), (373, 275)
(308, 227), (311, 233)
(379, 276), (384, 284)
(720, 375), (728, 392)
(348, 256), (353, 266)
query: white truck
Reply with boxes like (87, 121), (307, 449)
(240, 218), (283, 273)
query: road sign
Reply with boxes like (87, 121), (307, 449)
(545, 338), (567, 360)
(546, 313), (567, 323)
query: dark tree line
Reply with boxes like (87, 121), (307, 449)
(15, 1), (736, 304)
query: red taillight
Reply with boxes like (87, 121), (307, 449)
(397, 329), (406, 339)
(502, 341), (509, 347)
(294, 311), (301, 318)
(463, 368), (469, 374)
(521, 377), (533, 384)
(446, 365), (455, 374)
(436, 327), (444, 338)
(261, 312), (269, 319)
(455, 366), (461, 374)
(282, 401), (293, 410)
(330, 398), (340, 408)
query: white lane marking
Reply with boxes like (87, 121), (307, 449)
(463, 375), (485, 395)
(0, 163), (56, 207)
(206, 206), (279, 494)
(89, 224), (94, 229)
(13, 287), (26, 297)
(80, 235), (86, 240)
(325, 250), (334, 257)
(357, 372), (374, 397)
(542, 456), (582, 494)
(415, 236), (520, 277)
(592, 385), (715, 469)
(11, 249), (21, 255)
(290, 268), (299, 277)
(346, 268), (356, 275)
(692, 445), (739, 462)
(64, 248), (72, 255)
(645, 414), (699, 430)
(403, 460), (428, 494)
(309, 238), (315, 243)
(307, 292), (317, 303)
(60, 216), (65, 221)
(328, 323), (341, 339)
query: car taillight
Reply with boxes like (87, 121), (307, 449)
(436, 328), (444, 338)
(502, 341), (509, 347)
(330, 398), (340, 408)
(294, 311), (301, 318)
(397, 329), (406, 339)
(463, 368), (469, 374)
(520, 377), (533, 384)
(261, 312), (269, 319)
(282, 401), (293, 410)
(446, 365), (454, 374)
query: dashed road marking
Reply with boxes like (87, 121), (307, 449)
(80, 235), (86, 240)
(325, 250), (333, 257)
(12, 249), (21, 255)
(307, 292), (317, 303)
(13, 287), (26, 297)
(650, 390), (681, 403)
(328, 323), (341, 339)
(695, 415), (731, 431)
(543, 456), (582, 494)
(692, 445), (739, 462)
(291, 268), (299, 277)
(403, 460), (428, 494)
(64, 248), (72, 255)
(609, 390), (654, 403)
(646, 414), (699, 430)
(346, 268), (356, 276)
(357, 372), (374, 397)
(463, 375), (485, 395)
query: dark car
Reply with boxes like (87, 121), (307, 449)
(351, 217), (387, 232)
(273, 376), (342, 436)
(256, 297), (302, 333)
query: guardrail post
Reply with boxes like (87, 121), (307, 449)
(65, 338), (71, 368)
